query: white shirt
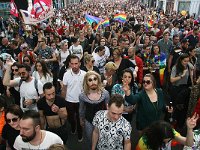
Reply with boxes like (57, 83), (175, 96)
(14, 130), (63, 150)
(32, 71), (53, 85)
(69, 45), (83, 60)
(62, 69), (86, 103)
(14, 77), (43, 112)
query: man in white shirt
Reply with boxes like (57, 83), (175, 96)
(61, 55), (86, 142)
(3, 63), (43, 112)
(14, 110), (63, 150)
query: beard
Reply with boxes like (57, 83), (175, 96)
(21, 130), (36, 142)
(90, 85), (98, 90)
(21, 75), (29, 81)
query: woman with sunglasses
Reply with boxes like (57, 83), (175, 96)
(58, 40), (70, 68)
(6, 62), (21, 106)
(32, 60), (53, 85)
(22, 55), (35, 74)
(18, 43), (36, 64)
(124, 74), (172, 132)
(136, 113), (198, 150)
(81, 53), (100, 74)
(112, 68), (138, 122)
(2, 104), (23, 150)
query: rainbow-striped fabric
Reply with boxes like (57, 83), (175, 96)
(136, 129), (181, 150)
(101, 19), (110, 27)
(113, 14), (127, 23)
(85, 14), (102, 25)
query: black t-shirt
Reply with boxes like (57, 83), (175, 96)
(85, 34), (95, 44)
(186, 34), (199, 48)
(115, 58), (135, 82)
(37, 95), (66, 116)
(13, 47), (21, 57)
(2, 124), (20, 150)
(58, 66), (68, 81)
(81, 66), (100, 74)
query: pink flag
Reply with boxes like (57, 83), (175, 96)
(10, 0), (18, 17)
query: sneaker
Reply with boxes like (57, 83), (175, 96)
(78, 136), (83, 142)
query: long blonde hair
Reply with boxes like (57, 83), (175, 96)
(83, 71), (104, 94)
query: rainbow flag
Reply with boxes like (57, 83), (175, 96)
(93, 21), (101, 30)
(101, 19), (110, 27)
(145, 19), (154, 31)
(85, 14), (102, 25)
(113, 14), (127, 23)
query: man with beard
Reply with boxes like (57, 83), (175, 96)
(14, 110), (63, 149)
(37, 82), (68, 144)
(61, 55), (86, 142)
(79, 71), (109, 149)
(3, 63), (43, 111)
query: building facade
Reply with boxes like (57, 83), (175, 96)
(156, 0), (200, 17)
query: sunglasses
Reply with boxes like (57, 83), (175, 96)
(23, 59), (30, 62)
(19, 72), (26, 76)
(12, 69), (18, 72)
(22, 47), (27, 49)
(88, 77), (97, 82)
(6, 117), (19, 123)
(38, 41), (44, 43)
(142, 80), (151, 85)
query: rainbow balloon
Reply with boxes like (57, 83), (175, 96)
(113, 14), (127, 23)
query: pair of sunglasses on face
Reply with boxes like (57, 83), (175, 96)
(6, 117), (19, 123)
(88, 77), (97, 82)
(142, 80), (151, 85)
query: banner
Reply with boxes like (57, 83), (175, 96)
(10, 0), (19, 17)
(20, 7), (54, 25)
(32, 0), (52, 17)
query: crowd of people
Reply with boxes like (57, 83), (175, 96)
(0, 0), (200, 149)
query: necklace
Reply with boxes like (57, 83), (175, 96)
(28, 131), (42, 150)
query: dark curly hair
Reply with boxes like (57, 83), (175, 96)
(142, 121), (175, 150)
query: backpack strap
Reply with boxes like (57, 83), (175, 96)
(34, 78), (39, 97)
(18, 79), (23, 92)
(18, 78), (39, 96)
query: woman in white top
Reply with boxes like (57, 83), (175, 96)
(32, 60), (53, 85)
(58, 40), (70, 68)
